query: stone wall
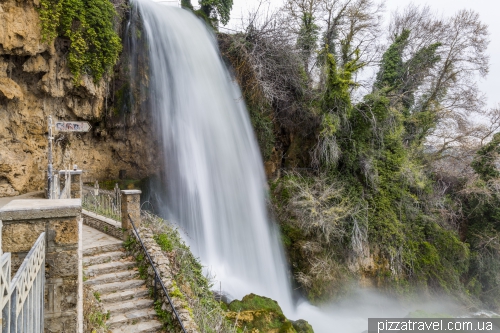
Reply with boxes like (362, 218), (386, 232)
(0, 199), (82, 333)
(82, 209), (124, 240)
(82, 284), (107, 333)
(59, 170), (83, 199)
(119, 189), (199, 332)
(127, 226), (199, 333)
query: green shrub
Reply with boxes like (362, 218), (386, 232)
(38, 0), (122, 82)
(154, 234), (173, 252)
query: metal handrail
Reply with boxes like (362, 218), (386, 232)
(128, 214), (188, 333)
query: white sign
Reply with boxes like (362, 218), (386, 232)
(55, 121), (92, 132)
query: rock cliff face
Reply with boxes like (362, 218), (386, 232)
(0, 0), (159, 197)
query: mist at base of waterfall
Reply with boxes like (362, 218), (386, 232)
(292, 289), (492, 333)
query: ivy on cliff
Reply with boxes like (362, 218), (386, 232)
(270, 30), (470, 302)
(333, 30), (469, 294)
(461, 134), (500, 309)
(39, 0), (122, 82)
(181, 0), (233, 28)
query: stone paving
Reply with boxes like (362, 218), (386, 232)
(82, 225), (163, 333)
(0, 191), (45, 208)
(82, 224), (122, 251)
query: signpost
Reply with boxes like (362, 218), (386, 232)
(55, 121), (92, 132)
(47, 116), (54, 198)
(47, 118), (92, 198)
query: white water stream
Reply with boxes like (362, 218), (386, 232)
(130, 0), (293, 311)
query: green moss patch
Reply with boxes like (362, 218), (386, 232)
(227, 294), (313, 333)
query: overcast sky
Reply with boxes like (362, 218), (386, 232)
(226, 0), (500, 108)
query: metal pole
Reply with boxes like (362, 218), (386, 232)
(47, 116), (54, 199)
(154, 275), (157, 301)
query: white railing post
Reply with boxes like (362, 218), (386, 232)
(0, 253), (11, 332)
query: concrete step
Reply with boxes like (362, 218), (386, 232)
(107, 308), (158, 330)
(85, 260), (136, 277)
(100, 286), (149, 304)
(110, 319), (164, 333)
(92, 279), (146, 294)
(83, 251), (127, 267)
(83, 243), (123, 256)
(105, 298), (154, 316)
(85, 270), (139, 286)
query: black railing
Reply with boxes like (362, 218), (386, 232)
(128, 214), (188, 333)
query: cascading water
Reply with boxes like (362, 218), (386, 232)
(129, 0), (293, 309)
(124, 3), (482, 332)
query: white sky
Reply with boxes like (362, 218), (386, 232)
(226, 0), (500, 108)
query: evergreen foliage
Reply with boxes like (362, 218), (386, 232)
(472, 133), (500, 182)
(205, 2), (496, 313)
(181, 0), (194, 10)
(265, 30), (471, 303)
(220, 8), (497, 308)
(200, 0), (233, 25)
(297, 12), (319, 74)
(462, 134), (500, 309)
(317, 30), (467, 296)
(182, 0), (233, 27)
(38, 0), (122, 82)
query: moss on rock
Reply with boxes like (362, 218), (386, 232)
(227, 294), (313, 333)
(291, 319), (314, 333)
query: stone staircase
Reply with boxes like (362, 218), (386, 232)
(83, 242), (164, 332)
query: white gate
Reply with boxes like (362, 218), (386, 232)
(0, 233), (45, 333)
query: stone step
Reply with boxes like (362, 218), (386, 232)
(85, 270), (139, 286)
(100, 286), (149, 304)
(83, 251), (127, 267)
(85, 260), (136, 277)
(83, 243), (123, 256)
(107, 308), (158, 329)
(110, 319), (164, 333)
(105, 298), (154, 316)
(92, 279), (146, 294)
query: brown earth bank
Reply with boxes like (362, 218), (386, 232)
(0, 0), (160, 197)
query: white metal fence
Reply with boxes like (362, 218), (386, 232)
(0, 233), (45, 333)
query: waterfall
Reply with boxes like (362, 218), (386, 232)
(123, 4), (497, 331)
(129, 0), (293, 308)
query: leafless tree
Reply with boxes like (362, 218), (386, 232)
(219, 6), (321, 134)
(389, 5), (489, 139)
(324, 0), (384, 66)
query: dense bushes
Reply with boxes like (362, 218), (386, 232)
(38, 0), (122, 82)
(220, 6), (497, 310)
